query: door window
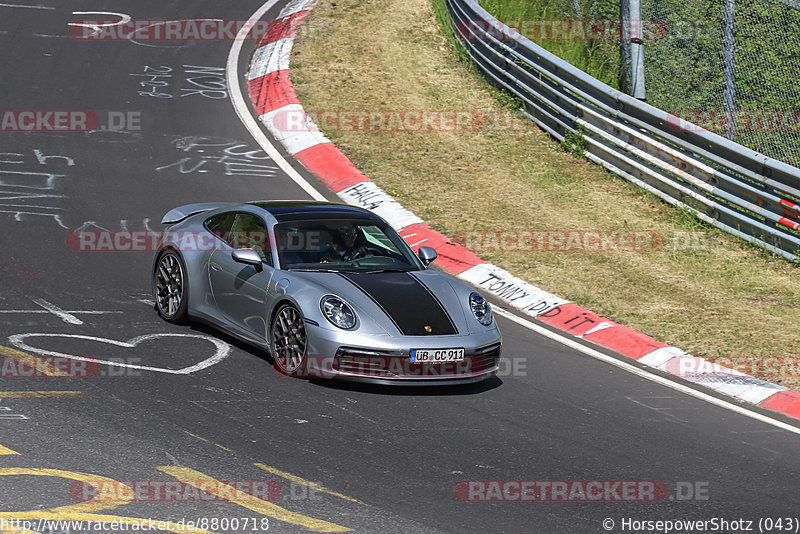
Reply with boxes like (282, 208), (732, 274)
(230, 213), (272, 265)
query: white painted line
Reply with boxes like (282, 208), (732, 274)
(32, 33), (71, 39)
(126, 18), (222, 49)
(0, 300), (122, 325)
(8, 333), (231, 375)
(31, 299), (82, 325)
(0, 310), (121, 314)
(492, 307), (800, 436)
(0, 3), (55, 9)
(226, 0), (327, 202)
(0, 203), (63, 210)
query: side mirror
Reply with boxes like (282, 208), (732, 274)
(418, 246), (438, 266)
(232, 248), (263, 271)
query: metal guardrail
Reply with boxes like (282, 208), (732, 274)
(445, 0), (800, 261)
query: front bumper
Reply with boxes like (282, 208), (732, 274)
(301, 323), (502, 384)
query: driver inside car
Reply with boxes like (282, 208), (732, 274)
(319, 224), (359, 263)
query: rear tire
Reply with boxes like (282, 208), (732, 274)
(154, 250), (189, 324)
(271, 303), (308, 377)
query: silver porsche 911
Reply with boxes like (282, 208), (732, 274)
(152, 200), (501, 384)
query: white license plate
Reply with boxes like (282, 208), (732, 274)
(410, 348), (465, 363)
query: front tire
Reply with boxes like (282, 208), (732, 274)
(154, 250), (188, 324)
(271, 303), (307, 377)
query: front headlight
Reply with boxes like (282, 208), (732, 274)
(469, 292), (493, 326)
(320, 295), (357, 329)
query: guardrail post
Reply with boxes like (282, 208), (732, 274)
(723, 0), (737, 140)
(621, 0), (646, 100)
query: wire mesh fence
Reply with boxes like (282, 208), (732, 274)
(479, 0), (800, 168)
(641, 0), (800, 167)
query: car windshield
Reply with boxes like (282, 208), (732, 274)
(275, 218), (424, 272)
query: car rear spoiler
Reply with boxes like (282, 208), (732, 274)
(161, 202), (240, 225)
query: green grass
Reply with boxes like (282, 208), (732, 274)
(478, 0), (620, 88)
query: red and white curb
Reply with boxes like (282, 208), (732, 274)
(243, 0), (800, 421)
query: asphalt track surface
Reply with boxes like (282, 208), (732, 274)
(1, 1), (799, 533)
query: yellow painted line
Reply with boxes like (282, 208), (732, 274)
(0, 468), (132, 513)
(0, 468), (213, 534)
(158, 466), (351, 533)
(0, 444), (19, 455)
(183, 430), (234, 453)
(0, 345), (71, 377)
(1, 529), (41, 534)
(0, 391), (86, 398)
(253, 463), (367, 506)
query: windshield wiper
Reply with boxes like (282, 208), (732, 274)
(288, 267), (373, 273)
(288, 268), (344, 273)
(358, 268), (416, 274)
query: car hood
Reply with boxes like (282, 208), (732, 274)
(281, 269), (471, 337)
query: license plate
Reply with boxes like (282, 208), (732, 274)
(410, 348), (465, 363)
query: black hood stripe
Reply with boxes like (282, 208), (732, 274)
(339, 272), (458, 336)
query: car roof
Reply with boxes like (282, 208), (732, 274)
(247, 200), (384, 223)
